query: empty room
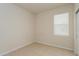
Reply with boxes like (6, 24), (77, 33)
(0, 3), (79, 56)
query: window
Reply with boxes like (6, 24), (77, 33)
(54, 13), (69, 36)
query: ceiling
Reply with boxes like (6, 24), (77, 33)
(15, 3), (72, 14)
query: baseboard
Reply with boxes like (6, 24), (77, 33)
(37, 41), (74, 51)
(0, 41), (74, 56)
(0, 41), (34, 56)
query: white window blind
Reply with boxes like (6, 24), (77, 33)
(54, 13), (69, 36)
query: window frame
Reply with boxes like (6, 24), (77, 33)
(53, 12), (69, 36)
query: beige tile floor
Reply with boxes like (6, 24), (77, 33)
(5, 43), (75, 56)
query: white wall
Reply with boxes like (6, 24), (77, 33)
(0, 4), (35, 55)
(36, 4), (74, 50)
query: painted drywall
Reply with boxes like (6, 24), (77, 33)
(36, 4), (74, 50)
(0, 4), (35, 55)
(74, 3), (79, 55)
(75, 4), (79, 12)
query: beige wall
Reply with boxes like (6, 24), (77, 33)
(36, 4), (74, 50)
(75, 4), (79, 12)
(0, 4), (35, 55)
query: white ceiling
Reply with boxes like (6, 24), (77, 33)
(15, 3), (72, 14)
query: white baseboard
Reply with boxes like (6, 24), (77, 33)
(37, 41), (74, 51)
(0, 41), (34, 56)
(0, 41), (74, 56)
